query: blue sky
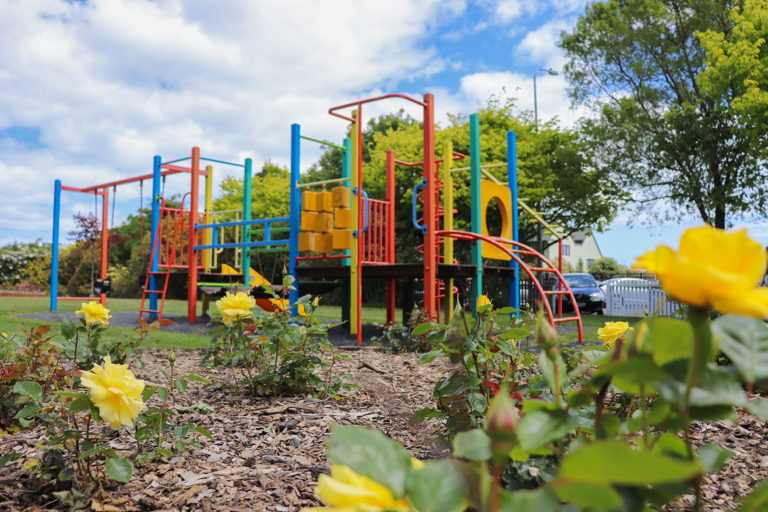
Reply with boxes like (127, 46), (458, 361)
(0, 0), (765, 264)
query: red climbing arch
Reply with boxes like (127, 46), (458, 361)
(437, 230), (584, 343)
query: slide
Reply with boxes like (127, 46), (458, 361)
(220, 264), (307, 315)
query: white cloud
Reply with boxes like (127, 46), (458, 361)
(515, 20), (571, 70)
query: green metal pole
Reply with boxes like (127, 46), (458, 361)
(470, 114), (482, 316)
(243, 158), (252, 288)
(341, 137), (352, 326)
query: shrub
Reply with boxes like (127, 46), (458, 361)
(0, 240), (50, 285)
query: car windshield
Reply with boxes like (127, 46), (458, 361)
(565, 275), (598, 288)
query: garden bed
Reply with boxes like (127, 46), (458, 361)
(0, 347), (766, 511)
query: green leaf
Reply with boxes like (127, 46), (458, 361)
(61, 318), (77, 339)
(174, 424), (190, 439)
(517, 409), (575, 451)
(499, 328), (531, 340)
(105, 457), (133, 483)
(406, 460), (467, 512)
(412, 323), (436, 336)
(748, 397), (768, 420)
(495, 307), (522, 314)
(554, 482), (622, 510)
(54, 391), (87, 400)
(538, 351), (568, 392)
(157, 387), (169, 403)
(741, 479), (768, 512)
(497, 487), (559, 512)
(184, 374), (213, 385)
(191, 426), (214, 440)
(88, 403), (101, 423)
(0, 453), (16, 470)
(712, 315), (768, 384)
(453, 429), (491, 461)
(174, 379), (188, 391)
(467, 392), (487, 413)
(328, 425), (412, 498)
(178, 404), (215, 414)
(689, 366), (747, 408)
(13, 381), (42, 402)
(14, 403), (40, 420)
(558, 441), (700, 485)
(419, 348), (442, 365)
(141, 387), (158, 402)
(698, 443), (732, 474)
(67, 397), (92, 413)
(596, 357), (666, 394)
(408, 408), (443, 426)
(641, 317), (694, 366)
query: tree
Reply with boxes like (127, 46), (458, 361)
(588, 257), (623, 278)
(699, 0), (768, 152)
(560, 0), (768, 229)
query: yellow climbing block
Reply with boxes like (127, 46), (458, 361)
(333, 229), (351, 250)
(315, 212), (334, 233)
(334, 207), (351, 229)
(314, 233), (333, 254)
(298, 232), (316, 252)
(300, 211), (317, 232)
(332, 186), (350, 208)
(480, 180), (513, 261)
(318, 190), (333, 212)
(302, 191), (318, 211)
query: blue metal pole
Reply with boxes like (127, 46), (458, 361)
(149, 156), (162, 318)
(289, 124), (301, 313)
(243, 158), (252, 288)
(469, 114), (482, 316)
(342, 138), (351, 267)
(507, 131), (519, 317)
(50, 180), (61, 312)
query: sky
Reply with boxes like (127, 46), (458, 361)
(1, 0), (766, 266)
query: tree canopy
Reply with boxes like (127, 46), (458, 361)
(559, 0), (768, 229)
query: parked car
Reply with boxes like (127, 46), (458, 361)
(562, 273), (605, 314)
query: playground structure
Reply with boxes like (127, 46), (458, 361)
(50, 92), (584, 344)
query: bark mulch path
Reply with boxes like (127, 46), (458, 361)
(1, 348), (767, 511)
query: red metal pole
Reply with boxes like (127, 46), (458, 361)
(386, 150), (396, 322)
(187, 147), (200, 323)
(558, 239), (563, 318)
(422, 94), (436, 320)
(100, 188), (108, 307)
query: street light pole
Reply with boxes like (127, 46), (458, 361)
(533, 68), (559, 292)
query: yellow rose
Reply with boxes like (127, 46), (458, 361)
(477, 295), (492, 308)
(80, 356), (146, 429)
(597, 321), (634, 348)
(311, 464), (409, 512)
(216, 292), (256, 325)
(632, 225), (768, 318)
(75, 301), (111, 326)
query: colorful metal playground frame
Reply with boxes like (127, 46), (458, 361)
(50, 92), (584, 344)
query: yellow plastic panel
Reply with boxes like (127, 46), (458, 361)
(319, 190), (333, 212)
(334, 207), (351, 229)
(301, 211), (318, 232)
(480, 181), (513, 261)
(332, 186), (350, 208)
(332, 229), (351, 250)
(314, 233), (333, 254)
(315, 212), (334, 233)
(298, 232), (315, 252)
(302, 191), (318, 211)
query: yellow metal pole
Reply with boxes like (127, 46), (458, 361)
(350, 110), (359, 336)
(204, 165), (213, 271)
(443, 141), (454, 320)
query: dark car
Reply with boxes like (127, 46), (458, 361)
(562, 273), (605, 314)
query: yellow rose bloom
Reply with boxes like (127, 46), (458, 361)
(632, 226), (768, 318)
(597, 321), (634, 348)
(312, 464), (409, 512)
(76, 301), (111, 326)
(80, 356), (146, 429)
(216, 292), (256, 325)
(477, 295), (492, 308)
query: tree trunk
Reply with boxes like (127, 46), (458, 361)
(714, 206), (725, 230)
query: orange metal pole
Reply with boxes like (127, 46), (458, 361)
(386, 150), (396, 323)
(100, 188), (108, 307)
(422, 94), (436, 319)
(187, 147), (200, 323)
(356, 108), (364, 346)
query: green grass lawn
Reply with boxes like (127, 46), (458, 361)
(0, 296), (637, 348)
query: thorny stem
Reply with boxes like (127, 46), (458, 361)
(594, 338), (624, 437)
(685, 306), (709, 512)
(640, 384), (649, 450)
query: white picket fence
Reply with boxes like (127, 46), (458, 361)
(604, 282), (681, 317)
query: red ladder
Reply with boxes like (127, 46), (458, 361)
(436, 230), (584, 343)
(139, 197), (177, 321)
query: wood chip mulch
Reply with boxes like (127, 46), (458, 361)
(1, 348), (767, 511)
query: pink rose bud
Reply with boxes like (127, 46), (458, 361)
(486, 387), (518, 441)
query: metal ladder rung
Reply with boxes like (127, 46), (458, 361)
(553, 317), (579, 323)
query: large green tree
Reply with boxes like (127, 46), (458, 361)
(560, 0), (768, 229)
